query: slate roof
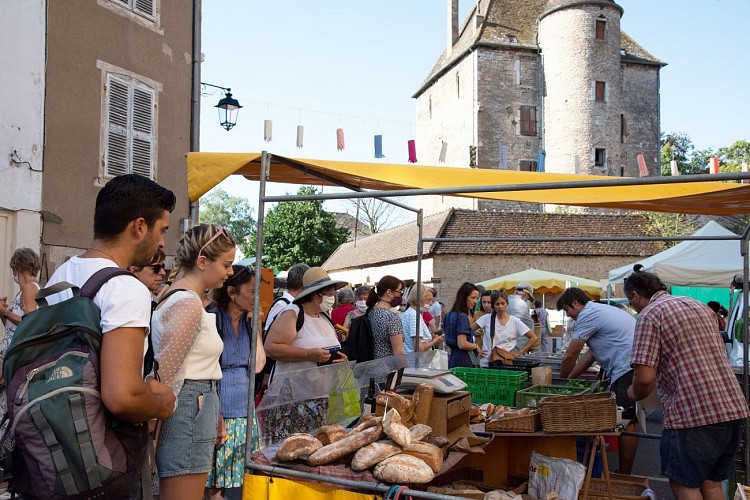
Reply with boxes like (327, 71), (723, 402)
(333, 212), (372, 241)
(323, 209), (664, 271)
(414, 0), (664, 97)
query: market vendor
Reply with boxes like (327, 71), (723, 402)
(556, 287), (639, 475)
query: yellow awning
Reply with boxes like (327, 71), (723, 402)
(477, 268), (603, 298)
(187, 152), (750, 215)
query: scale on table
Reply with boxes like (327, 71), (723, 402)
(397, 368), (467, 394)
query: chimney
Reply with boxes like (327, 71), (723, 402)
(447, 0), (458, 55)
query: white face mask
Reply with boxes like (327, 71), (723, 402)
(12, 275), (19, 284)
(356, 300), (367, 312)
(319, 294), (335, 313)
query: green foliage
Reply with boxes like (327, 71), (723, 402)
(660, 132), (698, 175)
(639, 211), (697, 249)
(255, 186), (349, 269)
(198, 188), (257, 257)
(717, 140), (750, 173)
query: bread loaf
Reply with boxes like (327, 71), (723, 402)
(403, 441), (443, 473)
(307, 424), (382, 466)
(315, 424), (347, 445)
(372, 454), (435, 484)
(409, 423), (432, 442)
(276, 433), (323, 461)
(383, 408), (411, 448)
(424, 435), (450, 459)
(351, 416), (382, 435)
(376, 392), (414, 421)
(412, 384), (434, 425)
(351, 439), (402, 471)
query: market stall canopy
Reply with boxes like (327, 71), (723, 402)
(476, 268), (603, 297)
(187, 152), (750, 215)
(608, 220), (741, 287)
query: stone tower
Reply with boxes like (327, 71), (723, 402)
(539, 0), (624, 176)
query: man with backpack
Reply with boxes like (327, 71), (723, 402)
(8, 174), (177, 498)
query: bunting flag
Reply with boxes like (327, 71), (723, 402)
(742, 162), (748, 173)
(670, 159), (679, 176)
(439, 141), (448, 163)
(374, 135), (384, 158)
(537, 150), (546, 172)
(336, 128), (345, 151)
(710, 157), (720, 174)
(469, 146), (477, 167)
(499, 145), (508, 169)
(296, 125), (304, 148)
(407, 140), (417, 163)
(263, 120), (272, 142)
(637, 153), (648, 177)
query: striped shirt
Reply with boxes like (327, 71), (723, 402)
(631, 291), (750, 429)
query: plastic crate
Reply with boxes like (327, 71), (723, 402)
(450, 367), (528, 405)
(488, 359), (540, 375)
(515, 384), (592, 408)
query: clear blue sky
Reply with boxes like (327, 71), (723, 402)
(198, 0), (750, 219)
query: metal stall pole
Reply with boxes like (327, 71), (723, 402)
(742, 223), (750, 480)
(415, 209), (424, 352)
(246, 150), (270, 464)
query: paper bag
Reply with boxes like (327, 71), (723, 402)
(532, 366), (552, 385)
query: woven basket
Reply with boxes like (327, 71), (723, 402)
(540, 391), (617, 433)
(485, 411), (541, 433)
(587, 475), (649, 496)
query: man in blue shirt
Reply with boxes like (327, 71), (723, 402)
(557, 287), (639, 474)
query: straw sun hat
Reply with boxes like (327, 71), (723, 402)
(293, 267), (348, 303)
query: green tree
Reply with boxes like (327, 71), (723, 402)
(256, 186), (349, 269)
(639, 211), (697, 249)
(199, 188), (257, 256)
(660, 132), (697, 175)
(689, 147), (715, 174)
(717, 140), (750, 173)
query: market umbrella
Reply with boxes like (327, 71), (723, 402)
(477, 268), (603, 298)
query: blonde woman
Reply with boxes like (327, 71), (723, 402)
(151, 224), (236, 500)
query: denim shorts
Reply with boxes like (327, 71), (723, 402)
(609, 370), (636, 420)
(156, 380), (220, 477)
(660, 418), (744, 488)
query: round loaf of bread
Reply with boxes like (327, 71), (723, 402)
(276, 433), (323, 461)
(351, 439), (402, 471)
(372, 454), (435, 483)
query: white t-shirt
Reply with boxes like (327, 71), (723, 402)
(476, 313), (529, 352)
(264, 291), (294, 331)
(429, 302), (442, 322)
(273, 303), (340, 377)
(45, 256), (152, 334)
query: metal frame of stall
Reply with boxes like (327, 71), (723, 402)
(245, 150), (750, 496)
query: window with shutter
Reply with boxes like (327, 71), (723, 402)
(595, 81), (606, 102)
(519, 160), (538, 172)
(595, 18), (606, 40)
(108, 0), (156, 21)
(519, 105), (537, 136)
(104, 74), (156, 179)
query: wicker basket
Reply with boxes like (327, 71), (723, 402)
(587, 474), (649, 496)
(540, 392), (617, 433)
(485, 411), (541, 433)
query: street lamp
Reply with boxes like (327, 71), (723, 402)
(201, 82), (242, 131)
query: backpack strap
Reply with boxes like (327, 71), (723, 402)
(80, 267), (135, 299)
(490, 311), (497, 340)
(263, 296), (291, 333)
(156, 288), (188, 306)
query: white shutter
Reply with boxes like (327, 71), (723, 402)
(106, 75), (130, 177)
(131, 84), (154, 178)
(134, 0), (155, 20)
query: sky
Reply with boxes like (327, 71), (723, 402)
(198, 1), (750, 224)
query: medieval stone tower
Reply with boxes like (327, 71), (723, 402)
(413, 0), (664, 215)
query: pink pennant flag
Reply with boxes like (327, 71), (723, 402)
(407, 140), (417, 163)
(637, 154), (648, 177)
(710, 157), (720, 174)
(336, 128), (345, 151)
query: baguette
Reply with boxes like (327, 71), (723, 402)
(376, 392), (414, 421)
(276, 433), (323, 461)
(412, 384), (434, 425)
(351, 416), (383, 435)
(351, 439), (402, 471)
(402, 441), (443, 473)
(383, 408), (411, 448)
(409, 423), (432, 442)
(372, 454), (435, 484)
(307, 424), (382, 466)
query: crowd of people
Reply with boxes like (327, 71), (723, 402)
(1, 173), (748, 500)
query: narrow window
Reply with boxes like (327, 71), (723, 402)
(595, 18), (606, 40)
(105, 74), (155, 179)
(519, 105), (537, 136)
(594, 148), (606, 167)
(620, 114), (627, 143)
(595, 81), (606, 102)
(519, 160), (538, 172)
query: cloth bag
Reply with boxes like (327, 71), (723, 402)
(528, 451), (586, 500)
(326, 367), (361, 426)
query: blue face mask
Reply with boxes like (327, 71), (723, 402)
(12, 275), (19, 285)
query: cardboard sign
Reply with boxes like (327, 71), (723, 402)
(259, 267), (275, 319)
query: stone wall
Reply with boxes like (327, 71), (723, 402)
(620, 62), (661, 177)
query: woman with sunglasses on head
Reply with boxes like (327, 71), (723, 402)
(366, 275), (406, 358)
(129, 248), (167, 301)
(204, 265), (265, 500)
(151, 224), (236, 500)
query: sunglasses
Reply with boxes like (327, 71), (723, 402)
(227, 265), (254, 286)
(197, 227), (229, 260)
(148, 264), (166, 273)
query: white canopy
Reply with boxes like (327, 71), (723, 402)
(608, 221), (742, 287)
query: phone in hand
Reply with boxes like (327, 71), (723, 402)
(318, 346), (341, 366)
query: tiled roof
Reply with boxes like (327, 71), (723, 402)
(435, 209), (664, 256)
(323, 209), (664, 270)
(414, 0), (663, 97)
(323, 210), (453, 271)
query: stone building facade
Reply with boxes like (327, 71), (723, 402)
(413, 0), (664, 215)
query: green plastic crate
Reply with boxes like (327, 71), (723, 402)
(450, 367), (528, 405)
(515, 384), (592, 409)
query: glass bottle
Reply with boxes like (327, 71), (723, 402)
(364, 378), (377, 413)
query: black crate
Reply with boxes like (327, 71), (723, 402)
(488, 359), (540, 375)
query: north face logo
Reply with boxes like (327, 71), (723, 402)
(48, 366), (74, 382)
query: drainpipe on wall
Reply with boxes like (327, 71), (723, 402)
(188, 0), (202, 227)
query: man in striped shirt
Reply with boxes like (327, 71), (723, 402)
(625, 270), (749, 500)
